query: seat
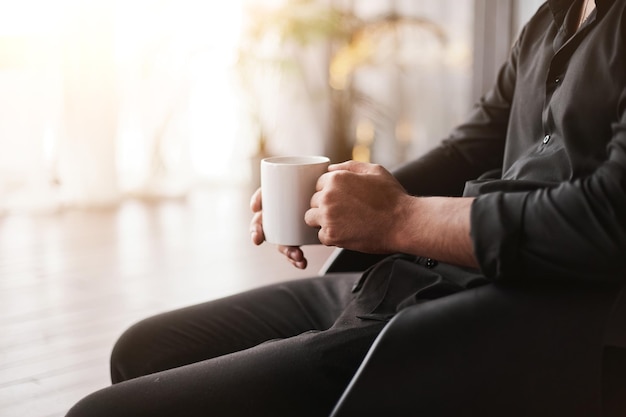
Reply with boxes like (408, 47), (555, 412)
(322, 248), (626, 417)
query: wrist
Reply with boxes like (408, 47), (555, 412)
(388, 195), (424, 254)
(388, 196), (478, 268)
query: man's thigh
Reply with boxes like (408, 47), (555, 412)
(70, 298), (386, 417)
(111, 273), (361, 382)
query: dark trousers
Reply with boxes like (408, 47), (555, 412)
(65, 273), (386, 417)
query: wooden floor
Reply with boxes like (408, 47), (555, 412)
(0, 185), (334, 417)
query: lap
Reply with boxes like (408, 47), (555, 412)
(68, 273), (386, 417)
(69, 321), (385, 417)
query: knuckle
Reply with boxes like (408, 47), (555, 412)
(329, 170), (345, 181)
(318, 231), (328, 246)
(318, 192), (333, 207)
(327, 170), (351, 188)
(371, 163), (384, 174)
(323, 226), (340, 244)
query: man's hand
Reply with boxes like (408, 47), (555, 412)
(304, 160), (479, 268)
(249, 188), (308, 269)
(304, 161), (413, 254)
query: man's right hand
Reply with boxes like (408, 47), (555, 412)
(249, 187), (308, 269)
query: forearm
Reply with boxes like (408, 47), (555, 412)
(392, 196), (478, 269)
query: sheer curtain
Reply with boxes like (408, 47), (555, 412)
(0, 0), (255, 212)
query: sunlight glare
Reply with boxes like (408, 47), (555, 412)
(0, 0), (67, 35)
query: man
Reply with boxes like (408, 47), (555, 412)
(66, 0), (626, 416)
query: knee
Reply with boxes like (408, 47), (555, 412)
(66, 380), (151, 417)
(110, 316), (165, 383)
(65, 387), (117, 417)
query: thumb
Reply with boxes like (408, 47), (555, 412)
(250, 187), (262, 212)
(328, 160), (376, 174)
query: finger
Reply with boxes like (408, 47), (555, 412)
(317, 227), (328, 247)
(278, 245), (308, 269)
(291, 258), (308, 269)
(250, 187), (262, 212)
(329, 160), (379, 174)
(309, 191), (321, 209)
(279, 245), (304, 262)
(315, 171), (332, 191)
(328, 160), (364, 172)
(304, 207), (320, 228)
(328, 160), (353, 171)
(250, 211), (265, 245)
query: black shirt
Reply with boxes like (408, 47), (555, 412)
(398, 0), (626, 283)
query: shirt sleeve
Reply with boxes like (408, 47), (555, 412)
(471, 91), (626, 283)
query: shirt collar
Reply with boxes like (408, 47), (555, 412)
(548, 0), (608, 19)
(548, 0), (605, 31)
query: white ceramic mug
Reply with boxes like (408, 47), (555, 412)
(261, 156), (330, 246)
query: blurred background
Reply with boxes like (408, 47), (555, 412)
(0, 0), (542, 211)
(0, 0), (544, 416)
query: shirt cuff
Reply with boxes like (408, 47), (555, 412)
(470, 191), (529, 281)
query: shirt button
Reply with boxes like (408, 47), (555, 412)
(543, 134), (551, 144)
(425, 258), (437, 269)
(555, 77), (561, 84)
